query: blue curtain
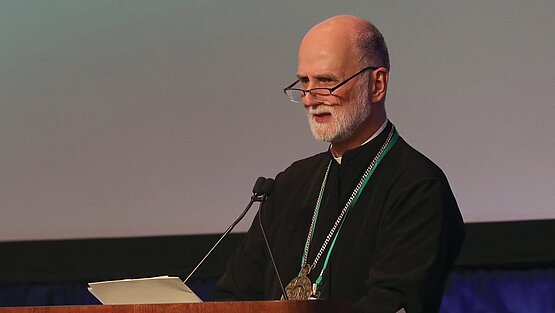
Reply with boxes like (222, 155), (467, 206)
(440, 269), (554, 313)
(1, 269), (554, 312)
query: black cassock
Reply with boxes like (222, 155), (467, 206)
(210, 122), (465, 313)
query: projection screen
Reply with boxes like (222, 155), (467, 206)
(1, 0), (554, 241)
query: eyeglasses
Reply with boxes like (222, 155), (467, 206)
(283, 66), (377, 103)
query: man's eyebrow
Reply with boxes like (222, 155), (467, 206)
(315, 73), (338, 81)
(296, 73), (338, 81)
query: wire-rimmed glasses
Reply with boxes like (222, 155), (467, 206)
(283, 66), (377, 103)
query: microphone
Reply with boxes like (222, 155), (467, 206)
(252, 176), (267, 197)
(184, 177), (270, 284)
(260, 178), (275, 198)
(256, 178), (288, 300)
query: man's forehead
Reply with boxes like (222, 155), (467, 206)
(297, 19), (360, 77)
(297, 42), (356, 78)
(298, 49), (345, 76)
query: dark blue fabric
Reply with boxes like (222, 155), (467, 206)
(1, 270), (554, 312)
(0, 282), (100, 306)
(0, 279), (215, 307)
(439, 269), (555, 313)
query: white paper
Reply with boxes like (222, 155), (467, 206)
(88, 276), (202, 304)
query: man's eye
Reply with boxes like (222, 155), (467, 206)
(320, 77), (336, 84)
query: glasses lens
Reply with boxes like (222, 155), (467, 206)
(285, 89), (302, 103)
(310, 88), (332, 97)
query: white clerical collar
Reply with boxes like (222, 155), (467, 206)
(332, 119), (389, 165)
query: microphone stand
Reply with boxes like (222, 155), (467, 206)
(184, 187), (266, 284)
(258, 193), (288, 300)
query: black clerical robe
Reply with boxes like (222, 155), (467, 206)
(210, 122), (465, 313)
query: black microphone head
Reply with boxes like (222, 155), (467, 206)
(253, 177), (267, 195)
(261, 178), (275, 196)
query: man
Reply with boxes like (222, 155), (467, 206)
(210, 15), (465, 313)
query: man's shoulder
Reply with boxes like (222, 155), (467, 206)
(386, 136), (449, 183)
(275, 151), (329, 182)
(289, 151), (329, 169)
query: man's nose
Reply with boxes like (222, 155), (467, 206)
(301, 90), (321, 107)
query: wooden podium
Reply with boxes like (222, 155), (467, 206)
(0, 301), (357, 313)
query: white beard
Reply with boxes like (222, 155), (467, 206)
(306, 81), (372, 143)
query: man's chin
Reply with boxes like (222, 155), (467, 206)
(309, 124), (340, 142)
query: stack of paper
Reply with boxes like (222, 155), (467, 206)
(88, 276), (202, 304)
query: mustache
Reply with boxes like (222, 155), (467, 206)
(306, 106), (334, 115)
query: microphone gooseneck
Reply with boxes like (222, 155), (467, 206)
(257, 178), (288, 300)
(184, 177), (269, 284)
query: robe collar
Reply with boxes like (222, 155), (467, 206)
(330, 119), (389, 165)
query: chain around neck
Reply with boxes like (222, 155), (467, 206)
(301, 125), (397, 276)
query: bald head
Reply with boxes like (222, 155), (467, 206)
(300, 15), (389, 72)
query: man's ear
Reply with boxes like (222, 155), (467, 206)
(371, 68), (389, 103)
